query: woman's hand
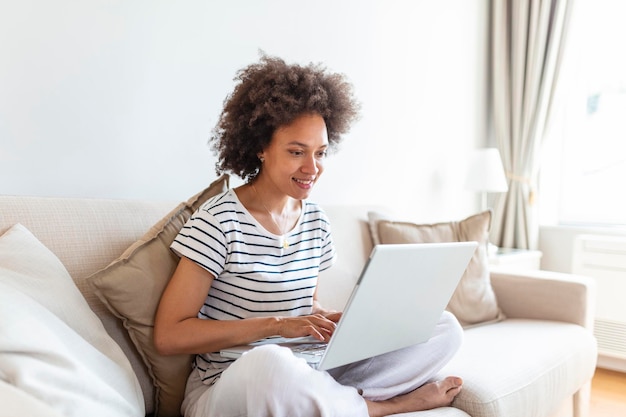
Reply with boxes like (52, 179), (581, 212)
(311, 299), (343, 325)
(276, 314), (340, 342)
(320, 311), (343, 323)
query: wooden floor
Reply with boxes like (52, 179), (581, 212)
(590, 368), (626, 417)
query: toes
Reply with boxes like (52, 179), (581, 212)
(440, 376), (463, 397)
(441, 376), (463, 390)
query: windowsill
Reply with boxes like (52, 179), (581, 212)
(541, 223), (626, 233)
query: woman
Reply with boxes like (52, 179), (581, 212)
(154, 55), (463, 417)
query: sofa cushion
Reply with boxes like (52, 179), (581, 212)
(393, 408), (471, 417)
(0, 224), (144, 417)
(89, 174), (229, 417)
(368, 210), (503, 327)
(440, 319), (597, 417)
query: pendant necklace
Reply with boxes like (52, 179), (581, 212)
(252, 184), (290, 249)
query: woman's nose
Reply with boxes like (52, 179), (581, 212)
(302, 155), (320, 174)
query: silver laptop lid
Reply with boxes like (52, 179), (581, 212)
(317, 241), (477, 370)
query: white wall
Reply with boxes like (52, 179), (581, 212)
(0, 0), (489, 223)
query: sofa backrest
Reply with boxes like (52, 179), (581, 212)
(316, 205), (376, 311)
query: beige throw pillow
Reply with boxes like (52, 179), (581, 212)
(89, 174), (229, 417)
(370, 210), (504, 327)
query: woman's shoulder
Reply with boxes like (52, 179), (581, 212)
(187, 189), (243, 226)
(198, 189), (238, 214)
(302, 199), (322, 212)
(301, 200), (331, 224)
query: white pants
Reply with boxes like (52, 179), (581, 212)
(182, 311), (462, 417)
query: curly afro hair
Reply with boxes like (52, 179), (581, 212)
(210, 55), (361, 182)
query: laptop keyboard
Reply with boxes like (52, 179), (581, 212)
(290, 344), (327, 357)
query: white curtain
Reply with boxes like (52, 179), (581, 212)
(490, 0), (573, 249)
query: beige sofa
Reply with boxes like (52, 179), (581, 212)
(0, 192), (597, 417)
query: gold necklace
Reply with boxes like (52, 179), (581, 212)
(251, 184), (290, 248)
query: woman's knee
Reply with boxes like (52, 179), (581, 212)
(227, 344), (311, 389)
(212, 344), (365, 416)
(436, 311), (464, 355)
(207, 345), (306, 414)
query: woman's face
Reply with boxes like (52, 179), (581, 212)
(258, 113), (329, 200)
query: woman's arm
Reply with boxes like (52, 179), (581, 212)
(154, 257), (339, 355)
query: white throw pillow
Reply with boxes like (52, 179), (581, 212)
(0, 379), (65, 417)
(0, 224), (144, 417)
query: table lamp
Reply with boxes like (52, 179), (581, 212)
(464, 148), (509, 211)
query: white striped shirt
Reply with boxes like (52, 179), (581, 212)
(170, 189), (336, 384)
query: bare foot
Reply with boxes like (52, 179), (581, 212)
(365, 376), (463, 417)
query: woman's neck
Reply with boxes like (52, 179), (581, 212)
(236, 182), (302, 236)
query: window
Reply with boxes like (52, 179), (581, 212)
(542, 0), (626, 227)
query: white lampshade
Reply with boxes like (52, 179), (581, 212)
(464, 148), (508, 193)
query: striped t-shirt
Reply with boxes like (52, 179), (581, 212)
(170, 189), (336, 384)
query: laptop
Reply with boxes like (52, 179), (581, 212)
(220, 241), (478, 371)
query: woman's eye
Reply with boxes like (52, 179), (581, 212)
(316, 151), (327, 158)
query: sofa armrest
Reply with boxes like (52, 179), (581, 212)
(490, 267), (596, 329)
(0, 380), (65, 417)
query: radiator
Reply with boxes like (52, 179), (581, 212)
(572, 234), (626, 372)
